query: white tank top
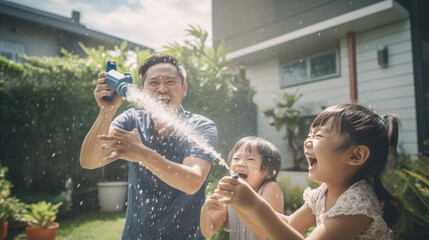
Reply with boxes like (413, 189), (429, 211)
(227, 183), (265, 240)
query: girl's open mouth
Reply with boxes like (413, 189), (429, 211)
(236, 172), (248, 180)
(308, 156), (318, 170)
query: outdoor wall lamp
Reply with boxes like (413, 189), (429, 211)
(377, 44), (388, 68)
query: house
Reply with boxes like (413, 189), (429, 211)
(0, 0), (150, 61)
(213, 0), (428, 170)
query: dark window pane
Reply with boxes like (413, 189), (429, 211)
(310, 52), (336, 79)
(1, 51), (13, 60)
(282, 61), (306, 87)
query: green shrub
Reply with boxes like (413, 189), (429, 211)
(0, 197), (26, 224)
(0, 163), (12, 200)
(277, 175), (306, 214)
(383, 140), (429, 239)
(22, 201), (62, 228)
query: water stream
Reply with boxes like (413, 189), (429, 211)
(123, 85), (234, 175)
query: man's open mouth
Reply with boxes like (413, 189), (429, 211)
(159, 98), (170, 104)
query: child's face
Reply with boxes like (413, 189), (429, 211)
(303, 118), (353, 184)
(230, 145), (269, 191)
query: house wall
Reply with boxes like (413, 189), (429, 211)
(0, 15), (59, 57)
(353, 20), (417, 154)
(246, 19), (417, 169)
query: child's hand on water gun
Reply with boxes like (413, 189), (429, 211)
(216, 174), (259, 211)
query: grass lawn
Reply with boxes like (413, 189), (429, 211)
(8, 211), (126, 240)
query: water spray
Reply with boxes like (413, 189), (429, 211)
(103, 61), (237, 176)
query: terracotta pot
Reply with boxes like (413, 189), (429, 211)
(0, 221), (7, 240)
(26, 222), (59, 240)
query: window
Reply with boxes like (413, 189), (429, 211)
(281, 49), (340, 88)
(0, 40), (25, 62)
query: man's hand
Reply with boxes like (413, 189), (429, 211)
(98, 128), (146, 162)
(94, 72), (123, 112)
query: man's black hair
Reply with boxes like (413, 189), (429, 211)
(138, 53), (185, 84)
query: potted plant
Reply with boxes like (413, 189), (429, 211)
(0, 163), (12, 240)
(22, 201), (62, 240)
(0, 199), (11, 240)
(97, 181), (128, 213)
(97, 163), (128, 213)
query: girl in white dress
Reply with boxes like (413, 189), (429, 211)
(216, 103), (401, 239)
(200, 136), (284, 239)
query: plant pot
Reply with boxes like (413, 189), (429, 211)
(97, 181), (128, 213)
(0, 221), (7, 240)
(26, 222), (59, 240)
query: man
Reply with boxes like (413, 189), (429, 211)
(80, 54), (218, 239)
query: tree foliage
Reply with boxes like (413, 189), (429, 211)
(383, 140), (429, 239)
(0, 25), (256, 197)
(263, 91), (308, 170)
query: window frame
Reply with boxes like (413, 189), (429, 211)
(280, 49), (340, 88)
(0, 40), (26, 62)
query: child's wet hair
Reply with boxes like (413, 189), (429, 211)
(311, 103), (401, 228)
(227, 136), (281, 182)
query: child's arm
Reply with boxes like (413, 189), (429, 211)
(287, 204), (316, 233)
(218, 177), (372, 239)
(200, 192), (228, 238)
(229, 181), (284, 239)
(218, 176), (304, 240)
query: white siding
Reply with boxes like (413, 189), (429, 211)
(245, 19), (418, 169)
(353, 20), (418, 154)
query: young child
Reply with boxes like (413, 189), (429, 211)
(216, 103), (401, 239)
(200, 136), (284, 239)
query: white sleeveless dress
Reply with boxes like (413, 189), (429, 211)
(227, 183), (265, 240)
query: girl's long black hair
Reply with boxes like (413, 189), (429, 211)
(310, 103), (401, 229)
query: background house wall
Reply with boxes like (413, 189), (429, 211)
(0, 1), (149, 60)
(244, 19), (416, 169)
(1, 14), (59, 57)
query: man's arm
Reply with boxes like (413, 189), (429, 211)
(137, 150), (212, 194)
(98, 127), (213, 194)
(80, 72), (123, 169)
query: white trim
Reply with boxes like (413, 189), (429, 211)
(226, 0), (407, 60)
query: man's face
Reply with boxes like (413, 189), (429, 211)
(141, 63), (187, 110)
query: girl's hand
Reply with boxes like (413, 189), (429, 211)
(203, 193), (227, 215)
(98, 128), (145, 162)
(216, 176), (258, 211)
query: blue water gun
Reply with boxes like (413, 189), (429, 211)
(103, 61), (133, 101)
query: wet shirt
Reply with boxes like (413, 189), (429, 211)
(111, 106), (218, 240)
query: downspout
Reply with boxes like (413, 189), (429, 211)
(347, 32), (358, 103)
